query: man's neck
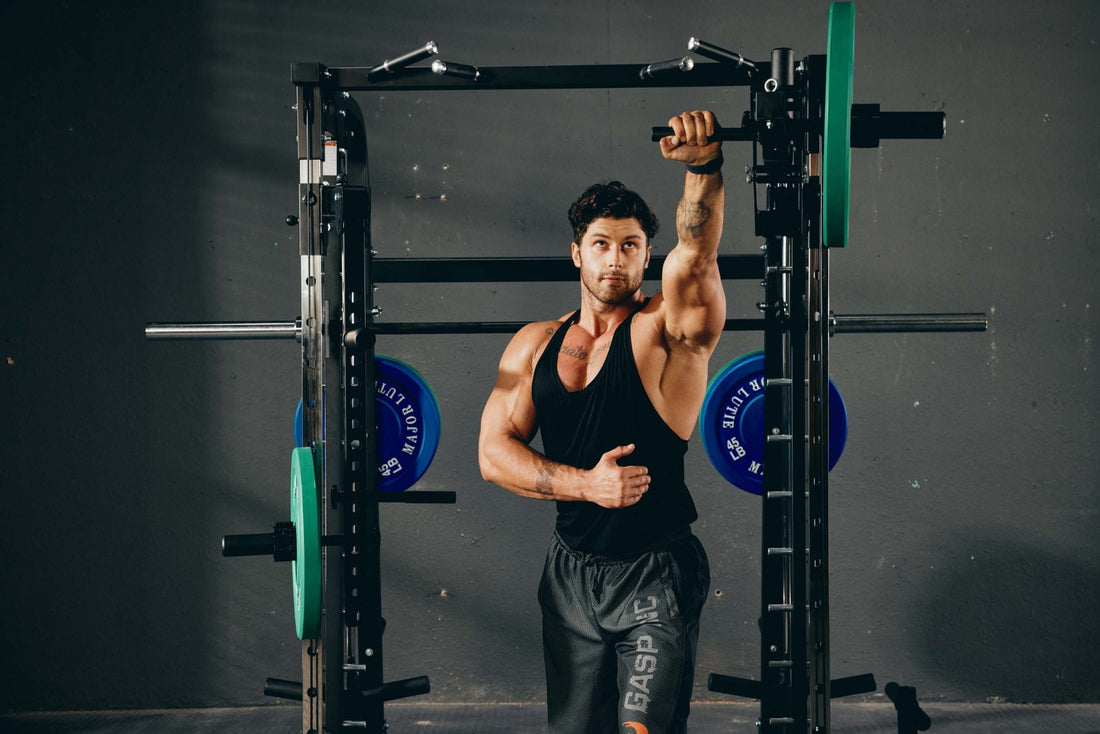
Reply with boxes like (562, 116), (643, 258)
(576, 292), (646, 336)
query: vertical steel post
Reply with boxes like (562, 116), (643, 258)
(808, 243), (831, 732)
(294, 63), (328, 734)
(338, 183), (386, 731)
(788, 66), (811, 734)
(805, 52), (832, 733)
(756, 51), (812, 731)
(760, 230), (794, 731)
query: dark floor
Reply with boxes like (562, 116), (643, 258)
(2, 702), (1098, 733)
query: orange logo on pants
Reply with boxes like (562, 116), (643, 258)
(622, 722), (649, 734)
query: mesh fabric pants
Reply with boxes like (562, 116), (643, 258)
(538, 530), (711, 734)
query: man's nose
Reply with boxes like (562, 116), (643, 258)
(606, 245), (623, 267)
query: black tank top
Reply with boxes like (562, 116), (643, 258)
(531, 304), (697, 554)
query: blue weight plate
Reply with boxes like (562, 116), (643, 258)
(294, 398), (304, 448)
(293, 356), (441, 491)
(374, 355), (441, 491)
(699, 351), (847, 494)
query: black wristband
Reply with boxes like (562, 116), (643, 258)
(686, 153), (723, 175)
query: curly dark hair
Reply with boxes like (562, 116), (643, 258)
(568, 181), (660, 245)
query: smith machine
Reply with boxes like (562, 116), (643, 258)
(147, 3), (986, 732)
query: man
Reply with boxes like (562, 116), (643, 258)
(478, 110), (726, 734)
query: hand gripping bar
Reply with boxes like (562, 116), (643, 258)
(651, 108), (945, 143)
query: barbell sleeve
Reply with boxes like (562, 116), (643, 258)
(145, 321), (300, 340)
(831, 313), (987, 334)
(851, 104), (946, 147)
(221, 533), (276, 557)
(873, 111), (946, 140)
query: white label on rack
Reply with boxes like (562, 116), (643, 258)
(323, 140), (338, 177)
(299, 159), (321, 183)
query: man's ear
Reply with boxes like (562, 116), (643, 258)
(571, 242), (581, 268)
(644, 242), (652, 269)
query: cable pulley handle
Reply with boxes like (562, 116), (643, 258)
(650, 125), (755, 142)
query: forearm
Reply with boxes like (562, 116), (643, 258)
(479, 434), (587, 502)
(676, 168), (725, 258)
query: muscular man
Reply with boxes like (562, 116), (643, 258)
(478, 110), (726, 734)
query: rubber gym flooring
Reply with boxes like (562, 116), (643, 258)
(2, 702), (1098, 733)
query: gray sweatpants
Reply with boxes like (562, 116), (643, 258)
(538, 530), (711, 734)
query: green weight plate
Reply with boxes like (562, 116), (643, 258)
(823, 1), (855, 248)
(290, 446), (321, 639)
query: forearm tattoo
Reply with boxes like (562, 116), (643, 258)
(535, 460), (558, 495)
(678, 199), (712, 240)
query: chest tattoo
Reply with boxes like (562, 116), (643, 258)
(560, 343), (590, 361)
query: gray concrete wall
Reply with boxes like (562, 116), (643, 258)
(0, 0), (1096, 711)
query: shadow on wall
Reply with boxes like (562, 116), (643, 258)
(912, 526), (1100, 703)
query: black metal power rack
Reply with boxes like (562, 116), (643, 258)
(148, 24), (985, 734)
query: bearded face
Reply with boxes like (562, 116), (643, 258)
(571, 217), (651, 306)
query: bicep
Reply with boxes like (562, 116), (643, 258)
(659, 246), (726, 348)
(479, 330), (541, 448)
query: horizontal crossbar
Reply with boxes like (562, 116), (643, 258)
(321, 62), (760, 92)
(371, 254), (763, 282)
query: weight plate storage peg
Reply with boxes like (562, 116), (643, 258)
(290, 446), (321, 639)
(294, 355), (442, 491)
(822, 0), (855, 248)
(698, 351), (849, 494)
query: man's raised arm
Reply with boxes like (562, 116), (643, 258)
(658, 110), (727, 349)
